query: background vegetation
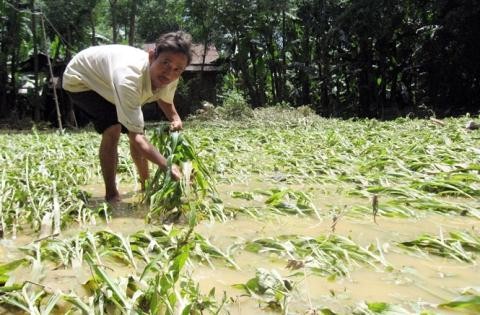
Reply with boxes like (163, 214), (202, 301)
(1, 0), (479, 124)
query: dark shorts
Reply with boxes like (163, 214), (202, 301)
(66, 91), (128, 134)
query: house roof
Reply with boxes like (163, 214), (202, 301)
(190, 44), (219, 65)
(142, 43), (221, 72)
(18, 53), (66, 75)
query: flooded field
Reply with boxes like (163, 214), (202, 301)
(2, 180), (478, 314)
(1, 112), (479, 314)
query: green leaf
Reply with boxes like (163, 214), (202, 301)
(0, 258), (28, 275)
(85, 254), (128, 308)
(367, 302), (388, 312)
(320, 308), (338, 315)
(0, 283), (24, 293)
(42, 292), (62, 315)
(439, 295), (480, 312)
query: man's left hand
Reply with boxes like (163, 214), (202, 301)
(170, 119), (183, 131)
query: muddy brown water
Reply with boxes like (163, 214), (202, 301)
(1, 180), (479, 314)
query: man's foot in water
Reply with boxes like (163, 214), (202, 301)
(105, 193), (121, 205)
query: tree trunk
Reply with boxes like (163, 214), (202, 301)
(128, 0), (137, 45)
(249, 42), (266, 107)
(317, 55), (330, 115)
(0, 17), (8, 118)
(266, 35), (280, 104)
(280, 8), (286, 103)
(269, 59), (277, 103)
(358, 37), (373, 118)
(31, 0), (41, 121)
(109, 0), (118, 43)
(201, 37), (208, 73)
(90, 10), (96, 45)
(9, 2), (20, 121)
(300, 25), (311, 106)
(237, 38), (257, 107)
(316, 0), (329, 115)
(66, 26), (72, 60)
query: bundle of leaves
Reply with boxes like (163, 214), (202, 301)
(143, 127), (216, 222)
(232, 268), (293, 311)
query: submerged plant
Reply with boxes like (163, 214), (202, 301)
(16, 224), (236, 271)
(0, 259), (28, 293)
(350, 189), (480, 218)
(263, 188), (320, 218)
(352, 301), (414, 314)
(439, 287), (480, 313)
(398, 230), (480, 262)
(144, 128), (218, 222)
(0, 283), (61, 315)
(245, 234), (388, 277)
(1, 208), (227, 314)
(78, 208), (225, 314)
(233, 268), (293, 312)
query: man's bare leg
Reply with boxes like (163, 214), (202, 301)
(129, 134), (149, 191)
(100, 124), (122, 202)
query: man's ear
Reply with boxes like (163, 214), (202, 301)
(148, 49), (155, 63)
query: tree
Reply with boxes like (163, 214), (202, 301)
(136, 0), (185, 43)
(42, 0), (100, 57)
(0, 0), (32, 120)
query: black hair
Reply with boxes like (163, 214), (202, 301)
(154, 31), (192, 65)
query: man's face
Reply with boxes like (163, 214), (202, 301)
(149, 51), (188, 91)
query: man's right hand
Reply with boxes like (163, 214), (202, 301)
(170, 164), (182, 181)
(169, 119), (183, 131)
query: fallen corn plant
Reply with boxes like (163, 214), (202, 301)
(0, 282), (61, 315)
(263, 188), (320, 218)
(232, 268), (294, 312)
(351, 301), (413, 314)
(229, 188), (321, 218)
(1, 209), (228, 314)
(76, 209), (226, 314)
(0, 130), (108, 237)
(349, 188), (480, 218)
(16, 225), (236, 270)
(0, 259), (28, 293)
(1, 111), (480, 313)
(439, 287), (480, 313)
(350, 196), (480, 219)
(0, 244), (226, 314)
(398, 230), (480, 263)
(245, 234), (388, 277)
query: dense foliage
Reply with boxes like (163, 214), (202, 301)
(1, 0), (479, 124)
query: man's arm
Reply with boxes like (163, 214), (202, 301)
(157, 99), (182, 130)
(128, 132), (182, 180)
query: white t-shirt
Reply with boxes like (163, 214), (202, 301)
(62, 45), (178, 133)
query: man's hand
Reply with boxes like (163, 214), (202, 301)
(170, 119), (183, 131)
(170, 164), (182, 181)
(157, 100), (182, 131)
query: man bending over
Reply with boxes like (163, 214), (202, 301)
(63, 31), (192, 203)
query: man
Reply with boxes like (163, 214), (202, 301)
(63, 31), (192, 203)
